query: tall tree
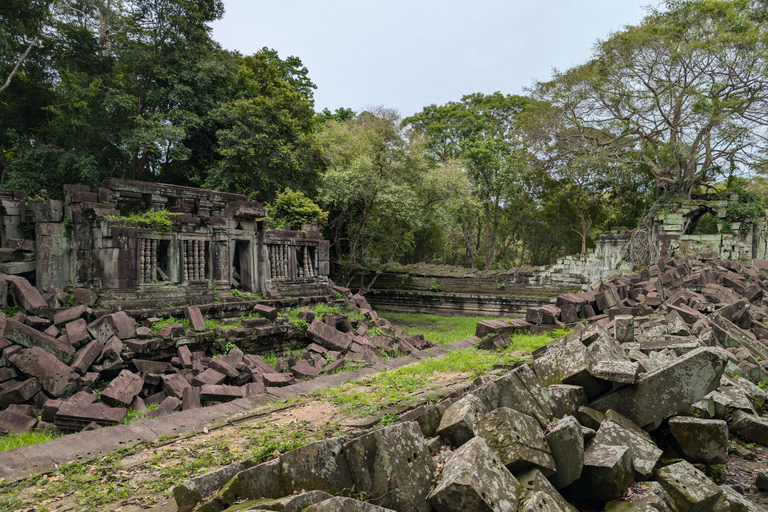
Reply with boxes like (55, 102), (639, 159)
(534, 0), (768, 198)
(405, 93), (536, 269)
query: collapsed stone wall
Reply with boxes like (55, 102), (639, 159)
(0, 179), (331, 307)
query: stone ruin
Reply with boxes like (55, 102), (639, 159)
(0, 178), (331, 308)
(175, 255), (768, 512)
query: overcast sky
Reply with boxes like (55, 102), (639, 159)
(211, 1), (655, 118)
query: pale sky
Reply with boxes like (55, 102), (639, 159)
(212, 1), (654, 118)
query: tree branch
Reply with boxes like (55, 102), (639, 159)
(0, 35), (40, 95)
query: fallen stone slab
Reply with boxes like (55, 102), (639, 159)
(0, 409), (37, 434)
(192, 368), (227, 387)
(162, 373), (191, 399)
(475, 407), (556, 476)
(307, 320), (352, 352)
(589, 360), (639, 384)
(70, 339), (102, 375)
(668, 416), (728, 465)
(291, 360), (322, 379)
(209, 358), (239, 379)
(252, 304), (278, 321)
(9, 346), (80, 398)
(280, 437), (354, 495)
(200, 385), (243, 402)
(427, 436), (520, 512)
(589, 347), (728, 428)
(100, 370), (143, 407)
(436, 393), (487, 447)
(728, 410), (768, 446)
(4, 318), (75, 364)
(0, 378), (41, 408)
(614, 315), (635, 343)
(132, 359), (174, 374)
(344, 421), (435, 512)
(54, 401), (126, 429)
(475, 319), (513, 338)
(11, 277), (47, 312)
(52, 305), (88, 326)
(146, 396), (182, 418)
(655, 460), (723, 512)
(262, 373), (295, 387)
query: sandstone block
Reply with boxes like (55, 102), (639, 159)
(4, 318), (75, 364)
(307, 320), (352, 352)
(545, 415), (583, 489)
(280, 437), (353, 495)
(668, 416), (728, 465)
(570, 443), (633, 502)
(593, 417), (662, 479)
(729, 410), (768, 446)
(183, 305), (206, 331)
(475, 407), (556, 476)
(436, 393), (487, 447)
(9, 346), (80, 397)
(589, 347), (728, 428)
(427, 436), (519, 512)
(655, 461), (722, 512)
(253, 304), (278, 321)
(100, 370), (143, 406)
(344, 421), (435, 512)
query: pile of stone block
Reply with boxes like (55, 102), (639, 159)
(176, 347), (767, 511)
(175, 256), (768, 511)
(0, 277), (422, 435)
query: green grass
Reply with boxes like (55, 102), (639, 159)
(0, 429), (60, 452)
(313, 346), (524, 417)
(381, 311), (496, 345)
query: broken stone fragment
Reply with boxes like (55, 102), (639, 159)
(547, 385), (587, 419)
(475, 407), (556, 476)
(436, 393), (487, 447)
(517, 468), (576, 512)
(344, 421), (435, 512)
(728, 410), (768, 446)
(668, 416), (728, 465)
(593, 415), (662, 479)
(427, 436), (519, 512)
(0, 409), (38, 434)
(655, 460), (723, 512)
(100, 369), (143, 406)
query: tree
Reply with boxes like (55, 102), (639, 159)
(266, 187), (327, 229)
(405, 93), (537, 269)
(534, 0), (768, 198)
(202, 51), (322, 201)
(317, 108), (456, 288)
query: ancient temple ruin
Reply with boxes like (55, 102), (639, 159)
(0, 179), (330, 307)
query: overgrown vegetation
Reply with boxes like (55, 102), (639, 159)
(104, 210), (180, 233)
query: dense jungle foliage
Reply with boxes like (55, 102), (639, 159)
(5, 0), (768, 285)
